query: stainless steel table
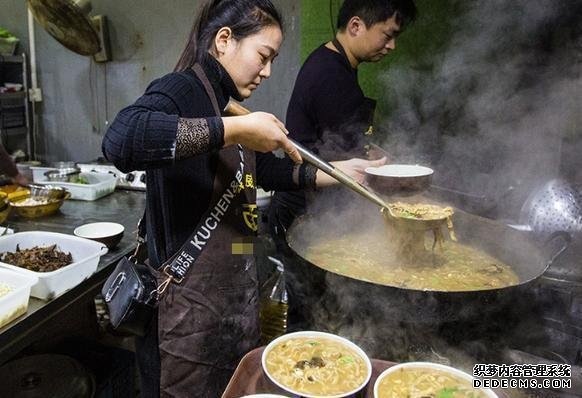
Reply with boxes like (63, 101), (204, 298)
(0, 190), (145, 363)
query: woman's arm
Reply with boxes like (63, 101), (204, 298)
(256, 151), (386, 191)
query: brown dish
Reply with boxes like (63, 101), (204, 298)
(0, 245), (73, 272)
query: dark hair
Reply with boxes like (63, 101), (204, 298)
(175, 0), (283, 71)
(337, 0), (417, 31)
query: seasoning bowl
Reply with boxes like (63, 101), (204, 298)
(27, 184), (69, 200)
(73, 222), (124, 249)
(9, 192), (71, 218)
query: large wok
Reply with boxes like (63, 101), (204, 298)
(285, 199), (568, 347)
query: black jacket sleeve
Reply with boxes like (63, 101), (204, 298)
(102, 73), (222, 173)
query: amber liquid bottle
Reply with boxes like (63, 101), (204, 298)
(259, 257), (288, 344)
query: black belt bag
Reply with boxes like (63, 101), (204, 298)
(101, 224), (158, 336)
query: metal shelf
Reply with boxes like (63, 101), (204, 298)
(0, 91), (26, 100)
(0, 55), (23, 64)
(0, 53), (32, 157)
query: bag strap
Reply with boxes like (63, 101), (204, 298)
(155, 62), (244, 296)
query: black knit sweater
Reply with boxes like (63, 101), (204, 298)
(103, 57), (307, 267)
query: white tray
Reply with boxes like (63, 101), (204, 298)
(0, 268), (38, 329)
(0, 232), (108, 300)
(30, 168), (116, 201)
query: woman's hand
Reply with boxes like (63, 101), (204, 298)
(12, 173), (29, 187)
(223, 112), (302, 163)
(316, 157), (387, 187)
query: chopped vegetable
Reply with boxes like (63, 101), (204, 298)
(338, 355), (355, 364)
(436, 387), (459, 398)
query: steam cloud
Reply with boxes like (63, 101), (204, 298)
(379, 0), (582, 212)
(302, 0), (581, 369)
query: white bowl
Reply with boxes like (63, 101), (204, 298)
(74, 222), (124, 249)
(374, 362), (498, 398)
(365, 164), (434, 177)
(262, 331), (372, 398)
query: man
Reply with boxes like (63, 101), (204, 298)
(268, 0), (417, 331)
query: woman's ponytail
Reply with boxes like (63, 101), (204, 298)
(175, 0), (282, 72)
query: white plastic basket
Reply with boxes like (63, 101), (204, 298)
(0, 268), (38, 329)
(30, 168), (116, 201)
(0, 232), (108, 300)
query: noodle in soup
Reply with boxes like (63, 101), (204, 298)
(303, 232), (519, 291)
(377, 366), (489, 398)
(265, 337), (368, 396)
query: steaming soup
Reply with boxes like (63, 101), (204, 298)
(376, 366), (489, 398)
(264, 337), (369, 396)
(302, 231), (519, 291)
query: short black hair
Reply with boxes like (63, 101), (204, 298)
(337, 0), (417, 31)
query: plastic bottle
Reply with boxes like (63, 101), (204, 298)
(259, 256), (288, 344)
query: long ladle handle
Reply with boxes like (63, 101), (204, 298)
(224, 101), (390, 209)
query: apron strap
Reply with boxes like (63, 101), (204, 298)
(332, 38), (356, 73)
(156, 63), (245, 294)
(193, 63), (221, 116)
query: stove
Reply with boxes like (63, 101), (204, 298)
(77, 163), (146, 191)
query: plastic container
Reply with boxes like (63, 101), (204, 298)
(259, 257), (288, 344)
(0, 268), (38, 329)
(0, 232), (108, 300)
(31, 168), (116, 201)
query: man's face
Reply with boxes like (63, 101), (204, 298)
(355, 14), (401, 63)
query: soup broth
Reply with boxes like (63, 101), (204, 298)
(265, 337), (368, 396)
(377, 366), (489, 398)
(302, 231), (519, 291)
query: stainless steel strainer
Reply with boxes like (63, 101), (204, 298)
(518, 179), (582, 236)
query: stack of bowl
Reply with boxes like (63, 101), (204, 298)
(44, 162), (81, 183)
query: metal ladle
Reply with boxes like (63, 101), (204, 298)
(224, 101), (449, 230)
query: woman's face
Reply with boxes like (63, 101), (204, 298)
(215, 25), (283, 99)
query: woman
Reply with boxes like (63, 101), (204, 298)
(103, 1), (384, 396)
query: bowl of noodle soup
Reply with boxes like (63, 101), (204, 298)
(262, 331), (372, 398)
(374, 362), (498, 398)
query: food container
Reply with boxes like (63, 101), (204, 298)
(365, 164), (433, 194)
(373, 362), (498, 398)
(0, 232), (108, 299)
(32, 171), (116, 201)
(262, 331), (372, 398)
(9, 192), (71, 218)
(0, 268), (38, 329)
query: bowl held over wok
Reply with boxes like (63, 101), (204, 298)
(365, 164), (433, 194)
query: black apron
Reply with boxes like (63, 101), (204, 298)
(158, 67), (259, 398)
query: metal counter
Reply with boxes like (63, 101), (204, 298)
(0, 190), (145, 363)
